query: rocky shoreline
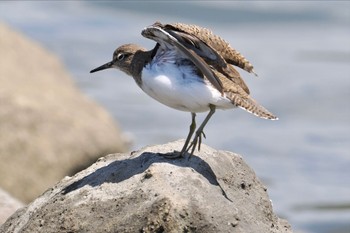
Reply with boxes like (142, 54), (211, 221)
(1, 141), (292, 233)
(0, 23), (292, 232)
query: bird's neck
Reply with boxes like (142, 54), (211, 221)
(130, 48), (155, 87)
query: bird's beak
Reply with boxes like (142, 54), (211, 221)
(90, 61), (114, 73)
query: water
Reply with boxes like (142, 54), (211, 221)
(1, 2), (349, 232)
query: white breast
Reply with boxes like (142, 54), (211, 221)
(140, 62), (234, 113)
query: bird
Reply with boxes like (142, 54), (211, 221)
(90, 21), (277, 158)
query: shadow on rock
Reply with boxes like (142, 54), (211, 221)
(62, 151), (229, 201)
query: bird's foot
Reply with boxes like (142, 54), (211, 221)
(186, 131), (206, 159)
(158, 151), (184, 159)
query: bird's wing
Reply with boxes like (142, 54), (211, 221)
(142, 24), (224, 94)
(156, 22), (252, 94)
(168, 23), (257, 75)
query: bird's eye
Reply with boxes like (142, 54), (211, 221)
(116, 53), (125, 61)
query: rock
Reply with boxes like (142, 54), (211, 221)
(0, 140), (292, 233)
(0, 23), (128, 203)
(0, 188), (23, 225)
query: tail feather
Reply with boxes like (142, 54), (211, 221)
(228, 94), (278, 120)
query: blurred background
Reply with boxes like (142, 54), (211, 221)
(0, 1), (349, 232)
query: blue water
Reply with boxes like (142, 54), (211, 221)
(1, 2), (349, 232)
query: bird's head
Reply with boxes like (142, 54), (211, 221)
(90, 44), (146, 77)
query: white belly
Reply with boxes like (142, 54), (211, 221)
(141, 62), (234, 113)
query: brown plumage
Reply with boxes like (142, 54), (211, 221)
(156, 22), (256, 94)
(91, 22), (278, 158)
(144, 22), (277, 120)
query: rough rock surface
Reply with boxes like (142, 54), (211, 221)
(1, 140), (292, 233)
(0, 188), (23, 225)
(0, 23), (128, 203)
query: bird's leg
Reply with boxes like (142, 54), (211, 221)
(179, 112), (196, 157)
(161, 113), (196, 159)
(187, 105), (216, 158)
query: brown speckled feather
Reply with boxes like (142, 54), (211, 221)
(212, 70), (277, 120)
(143, 22), (277, 120)
(159, 22), (257, 94)
(167, 23), (255, 72)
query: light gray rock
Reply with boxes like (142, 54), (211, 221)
(0, 23), (128, 203)
(0, 188), (23, 225)
(1, 140), (292, 233)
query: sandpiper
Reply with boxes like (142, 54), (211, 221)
(90, 22), (277, 158)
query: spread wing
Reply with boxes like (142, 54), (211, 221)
(144, 22), (254, 94)
(167, 22), (257, 75)
(141, 22), (277, 120)
(142, 23), (224, 94)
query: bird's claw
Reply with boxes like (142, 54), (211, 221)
(186, 130), (205, 158)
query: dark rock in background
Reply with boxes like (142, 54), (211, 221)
(0, 23), (129, 203)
